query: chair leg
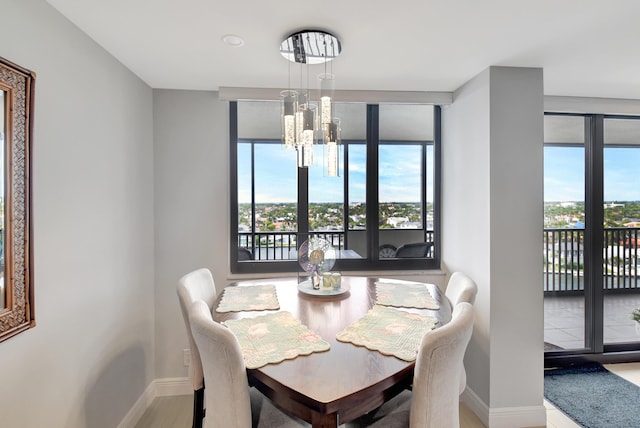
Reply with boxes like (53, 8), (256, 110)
(193, 387), (205, 428)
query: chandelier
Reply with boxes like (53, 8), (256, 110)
(280, 30), (342, 176)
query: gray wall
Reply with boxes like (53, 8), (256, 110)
(153, 89), (229, 378)
(0, 1), (155, 427)
(442, 66), (545, 426)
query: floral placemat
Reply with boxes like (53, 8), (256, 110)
(374, 280), (440, 310)
(216, 285), (280, 313)
(223, 311), (330, 369)
(336, 305), (438, 361)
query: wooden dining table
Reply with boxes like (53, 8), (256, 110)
(213, 275), (452, 428)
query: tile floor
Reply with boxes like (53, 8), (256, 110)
(134, 363), (640, 428)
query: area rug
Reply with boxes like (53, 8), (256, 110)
(544, 363), (640, 428)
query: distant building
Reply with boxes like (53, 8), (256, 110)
(387, 216), (409, 227)
(399, 221), (421, 229)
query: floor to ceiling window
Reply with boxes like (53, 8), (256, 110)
(602, 117), (640, 347)
(230, 100), (440, 274)
(544, 114), (586, 352)
(544, 113), (640, 364)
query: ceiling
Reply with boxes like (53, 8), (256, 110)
(46, 0), (640, 99)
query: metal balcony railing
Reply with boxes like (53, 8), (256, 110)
(237, 230), (435, 261)
(237, 231), (344, 261)
(544, 227), (640, 292)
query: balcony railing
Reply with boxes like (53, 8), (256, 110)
(237, 230), (435, 261)
(239, 229), (639, 291)
(238, 232), (344, 261)
(544, 227), (640, 292)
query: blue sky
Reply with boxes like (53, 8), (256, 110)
(238, 142), (434, 204)
(544, 146), (640, 202)
(240, 143), (640, 204)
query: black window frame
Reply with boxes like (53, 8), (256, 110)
(544, 112), (640, 366)
(230, 101), (441, 274)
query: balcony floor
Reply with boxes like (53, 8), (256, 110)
(545, 292), (640, 350)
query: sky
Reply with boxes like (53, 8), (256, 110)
(238, 142), (434, 204)
(544, 146), (640, 202)
(239, 143), (640, 204)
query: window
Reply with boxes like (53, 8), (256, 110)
(544, 112), (640, 365)
(230, 100), (440, 273)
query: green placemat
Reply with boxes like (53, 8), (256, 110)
(223, 311), (330, 369)
(216, 285), (280, 313)
(375, 280), (440, 310)
(336, 305), (438, 361)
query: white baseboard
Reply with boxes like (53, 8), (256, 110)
(461, 387), (547, 428)
(155, 377), (193, 396)
(461, 387), (490, 426)
(488, 405), (547, 428)
(117, 377), (192, 428)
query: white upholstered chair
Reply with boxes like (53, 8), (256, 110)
(188, 300), (253, 428)
(188, 300), (305, 428)
(445, 272), (478, 307)
(444, 272), (478, 395)
(177, 268), (218, 428)
(362, 302), (475, 428)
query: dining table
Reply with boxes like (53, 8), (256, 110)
(213, 275), (452, 428)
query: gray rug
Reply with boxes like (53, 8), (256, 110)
(544, 363), (640, 428)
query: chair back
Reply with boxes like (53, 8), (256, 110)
(188, 300), (252, 428)
(410, 302), (474, 428)
(445, 272), (478, 307)
(177, 268), (218, 390)
(395, 242), (433, 258)
(237, 247), (254, 261)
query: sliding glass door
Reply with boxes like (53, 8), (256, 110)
(544, 114), (640, 363)
(602, 118), (640, 347)
(544, 114), (586, 352)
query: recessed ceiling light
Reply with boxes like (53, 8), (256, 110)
(222, 34), (245, 47)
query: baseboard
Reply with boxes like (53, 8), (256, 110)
(155, 377), (192, 396)
(488, 405), (547, 428)
(117, 377), (192, 428)
(461, 387), (490, 426)
(117, 380), (157, 428)
(461, 387), (547, 428)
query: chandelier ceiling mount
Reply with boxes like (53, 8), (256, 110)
(279, 30), (342, 65)
(279, 29), (342, 176)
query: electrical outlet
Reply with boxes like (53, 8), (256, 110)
(183, 349), (191, 367)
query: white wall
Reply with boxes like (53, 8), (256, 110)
(442, 68), (492, 404)
(443, 67), (545, 427)
(153, 89), (229, 378)
(0, 1), (155, 427)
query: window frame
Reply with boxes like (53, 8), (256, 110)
(230, 101), (441, 274)
(544, 112), (640, 366)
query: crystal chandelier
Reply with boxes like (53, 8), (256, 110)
(280, 30), (342, 176)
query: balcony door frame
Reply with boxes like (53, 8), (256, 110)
(545, 112), (640, 366)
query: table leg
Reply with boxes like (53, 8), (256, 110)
(311, 410), (338, 428)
